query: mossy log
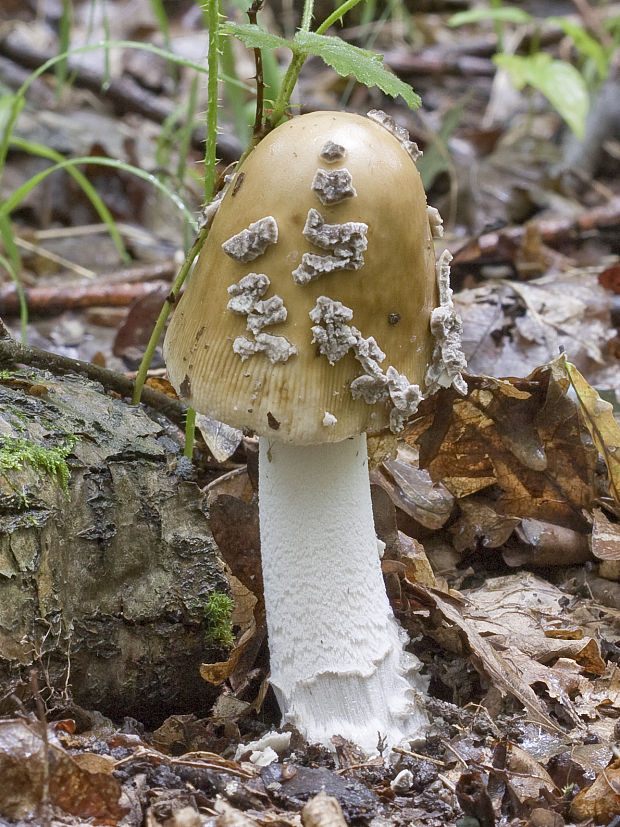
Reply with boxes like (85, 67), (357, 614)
(0, 367), (227, 725)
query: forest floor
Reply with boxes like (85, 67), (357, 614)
(0, 0), (619, 825)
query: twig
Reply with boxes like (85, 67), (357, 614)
(0, 280), (170, 317)
(0, 319), (187, 427)
(453, 195), (620, 264)
(391, 746), (449, 767)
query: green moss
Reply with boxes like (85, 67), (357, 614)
(0, 435), (76, 491)
(202, 592), (234, 647)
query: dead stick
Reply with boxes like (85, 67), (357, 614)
(247, 0), (265, 137)
(0, 280), (170, 317)
(454, 196), (620, 263)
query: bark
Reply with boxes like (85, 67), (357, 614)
(0, 367), (227, 725)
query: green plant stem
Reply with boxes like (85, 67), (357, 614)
(12, 137), (129, 262)
(0, 155), (197, 229)
(300, 0), (315, 31)
(0, 39), (253, 187)
(263, 0), (315, 128)
(316, 0), (365, 34)
(184, 407), (196, 458)
(266, 52), (306, 127)
(0, 251), (27, 344)
(205, 0), (220, 203)
(133, 0), (220, 414)
(131, 225), (208, 405)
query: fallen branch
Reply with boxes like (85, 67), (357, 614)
(454, 196), (620, 264)
(0, 279), (170, 317)
(0, 318), (186, 426)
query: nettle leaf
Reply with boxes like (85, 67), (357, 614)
(222, 24), (421, 109)
(294, 31), (421, 109)
(221, 22), (292, 52)
(494, 52), (589, 139)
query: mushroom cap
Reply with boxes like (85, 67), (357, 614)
(164, 110), (437, 444)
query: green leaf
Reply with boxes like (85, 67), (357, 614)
(494, 53), (589, 139)
(221, 22), (292, 53)
(222, 24), (421, 109)
(548, 16), (609, 80)
(449, 7), (533, 27)
(294, 31), (421, 109)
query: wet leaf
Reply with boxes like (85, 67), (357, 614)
(0, 718), (126, 824)
(571, 754), (620, 824)
(407, 584), (563, 732)
(566, 360), (620, 512)
(494, 740), (559, 808)
(591, 508), (620, 560)
(405, 359), (597, 532)
(196, 414), (243, 463)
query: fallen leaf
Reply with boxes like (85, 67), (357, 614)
(196, 413), (243, 463)
(494, 740), (559, 809)
(566, 360), (620, 511)
(406, 584), (563, 732)
(405, 358), (597, 532)
(451, 497), (520, 552)
(591, 508), (620, 560)
(571, 754), (620, 824)
(0, 718), (126, 825)
(456, 272), (614, 381)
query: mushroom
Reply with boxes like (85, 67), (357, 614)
(163, 111), (466, 752)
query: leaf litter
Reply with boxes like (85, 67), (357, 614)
(2, 0), (620, 824)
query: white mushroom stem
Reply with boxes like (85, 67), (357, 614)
(258, 434), (427, 753)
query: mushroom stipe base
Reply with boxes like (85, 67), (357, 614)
(258, 434), (428, 752)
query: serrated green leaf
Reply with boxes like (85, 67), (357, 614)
(294, 31), (421, 109)
(494, 52), (589, 139)
(449, 6), (533, 27)
(548, 16), (610, 80)
(220, 22), (293, 53)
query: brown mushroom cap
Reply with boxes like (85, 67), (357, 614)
(164, 111), (437, 443)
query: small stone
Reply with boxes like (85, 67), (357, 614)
(390, 769), (414, 793)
